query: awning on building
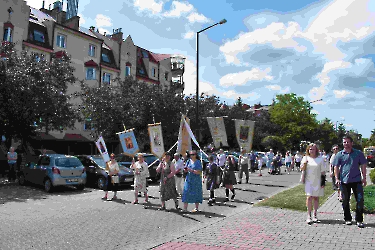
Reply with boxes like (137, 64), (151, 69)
(32, 132), (58, 140)
(84, 59), (99, 68)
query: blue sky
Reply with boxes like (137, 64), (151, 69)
(27, 0), (375, 138)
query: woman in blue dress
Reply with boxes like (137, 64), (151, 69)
(181, 150), (203, 213)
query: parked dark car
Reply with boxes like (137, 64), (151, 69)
(76, 155), (134, 189)
(19, 154), (86, 192)
(367, 151), (375, 168)
(115, 153), (161, 181)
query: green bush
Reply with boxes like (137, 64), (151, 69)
(370, 168), (375, 184)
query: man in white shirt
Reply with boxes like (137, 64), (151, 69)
(216, 149), (226, 186)
(238, 148), (250, 184)
(294, 151), (302, 172)
(266, 149), (274, 173)
(173, 153), (185, 195)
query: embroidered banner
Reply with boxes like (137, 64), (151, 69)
(176, 115), (192, 155)
(182, 117), (200, 149)
(118, 129), (139, 156)
(95, 136), (110, 162)
(234, 119), (255, 152)
(206, 117), (228, 148)
(148, 123), (165, 159)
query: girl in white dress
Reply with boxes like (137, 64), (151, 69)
(131, 154), (150, 204)
(300, 143), (325, 224)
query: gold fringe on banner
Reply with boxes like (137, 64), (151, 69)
(148, 123), (161, 127)
(115, 128), (136, 135)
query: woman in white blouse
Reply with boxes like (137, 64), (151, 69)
(300, 144), (325, 224)
(131, 154), (150, 204)
(103, 153), (120, 200)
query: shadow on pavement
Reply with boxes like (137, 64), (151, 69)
(0, 182), (93, 205)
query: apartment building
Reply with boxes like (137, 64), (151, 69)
(1, 0), (186, 154)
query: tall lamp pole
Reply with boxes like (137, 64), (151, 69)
(196, 18), (227, 142)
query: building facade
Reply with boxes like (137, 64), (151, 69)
(1, 0), (186, 154)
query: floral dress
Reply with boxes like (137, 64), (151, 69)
(133, 161), (149, 193)
(159, 161), (178, 202)
(182, 159), (203, 204)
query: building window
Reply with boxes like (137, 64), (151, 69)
(3, 27), (12, 42)
(103, 73), (111, 84)
(33, 30), (45, 43)
(86, 68), (96, 80)
(141, 51), (148, 58)
(164, 72), (169, 81)
(125, 66), (131, 76)
(56, 34), (66, 48)
(88, 44), (96, 57)
(102, 53), (110, 63)
(152, 67), (156, 77)
(138, 68), (145, 75)
(84, 118), (95, 130)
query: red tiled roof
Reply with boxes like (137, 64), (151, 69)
(54, 50), (68, 58)
(150, 52), (171, 62)
(84, 60), (99, 67)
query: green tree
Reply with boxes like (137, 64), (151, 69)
(311, 118), (338, 152)
(0, 42), (79, 145)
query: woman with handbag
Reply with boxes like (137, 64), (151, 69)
(156, 152), (179, 210)
(204, 155), (220, 206)
(300, 143), (326, 224)
(102, 153), (120, 200)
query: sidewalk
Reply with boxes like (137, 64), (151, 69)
(152, 170), (375, 250)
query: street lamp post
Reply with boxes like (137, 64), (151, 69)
(196, 18), (227, 143)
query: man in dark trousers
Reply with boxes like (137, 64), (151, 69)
(333, 135), (367, 228)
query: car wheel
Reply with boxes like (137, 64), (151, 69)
(76, 185), (85, 190)
(18, 174), (26, 186)
(44, 178), (53, 193)
(97, 177), (106, 190)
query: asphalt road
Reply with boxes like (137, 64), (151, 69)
(0, 168), (302, 250)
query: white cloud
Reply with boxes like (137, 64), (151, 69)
(187, 12), (209, 23)
(163, 1), (193, 17)
(333, 89), (351, 98)
(219, 22), (305, 65)
(134, 0), (163, 14)
(77, 13), (85, 25)
(265, 85), (281, 91)
(222, 90), (261, 101)
(166, 27), (171, 31)
(98, 28), (110, 35)
(183, 31), (195, 39)
(95, 14), (112, 28)
(220, 68), (274, 87)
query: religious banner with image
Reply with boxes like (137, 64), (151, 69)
(148, 123), (165, 159)
(118, 129), (139, 156)
(95, 136), (110, 162)
(176, 115), (192, 155)
(234, 119), (255, 152)
(206, 117), (228, 148)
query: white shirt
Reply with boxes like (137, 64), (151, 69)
(258, 158), (263, 166)
(107, 161), (119, 175)
(217, 154), (226, 166)
(285, 155), (292, 163)
(239, 154), (249, 165)
(172, 158), (184, 172)
(329, 153), (336, 165)
(133, 161), (149, 178)
(295, 154), (302, 162)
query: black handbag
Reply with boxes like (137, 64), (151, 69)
(321, 175), (326, 187)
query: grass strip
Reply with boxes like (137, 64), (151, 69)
(254, 184), (335, 211)
(350, 185), (375, 214)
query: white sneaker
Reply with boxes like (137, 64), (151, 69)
(312, 216), (320, 223)
(306, 217), (312, 224)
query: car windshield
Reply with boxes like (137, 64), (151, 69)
(55, 157), (82, 167)
(92, 157), (106, 168)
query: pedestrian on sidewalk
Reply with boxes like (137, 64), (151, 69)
(222, 155), (236, 202)
(181, 150), (203, 213)
(257, 154), (263, 176)
(172, 153), (185, 196)
(102, 154), (120, 200)
(156, 152), (179, 210)
(249, 151), (256, 173)
(300, 143), (325, 224)
(333, 135), (367, 228)
(204, 155), (220, 206)
(266, 149), (274, 174)
(7, 147), (17, 182)
(131, 154), (149, 204)
(294, 151), (302, 172)
(329, 145), (341, 201)
(216, 149), (226, 186)
(285, 151), (292, 174)
(238, 148), (250, 184)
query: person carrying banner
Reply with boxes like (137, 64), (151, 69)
(181, 150), (203, 212)
(173, 153), (185, 196)
(156, 152), (179, 210)
(102, 154), (120, 200)
(238, 148), (250, 184)
(216, 149), (226, 186)
(131, 154), (149, 204)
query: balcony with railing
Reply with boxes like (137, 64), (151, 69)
(171, 56), (185, 76)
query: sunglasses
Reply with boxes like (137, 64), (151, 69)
(333, 148), (339, 150)
(190, 153), (196, 156)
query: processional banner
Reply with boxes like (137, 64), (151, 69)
(148, 123), (165, 159)
(206, 117), (228, 148)
(234, 119), (255, 152)
(176, 115), (192, 155)
(95, 136), (110, 162)
(118, 129), (139, 156)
